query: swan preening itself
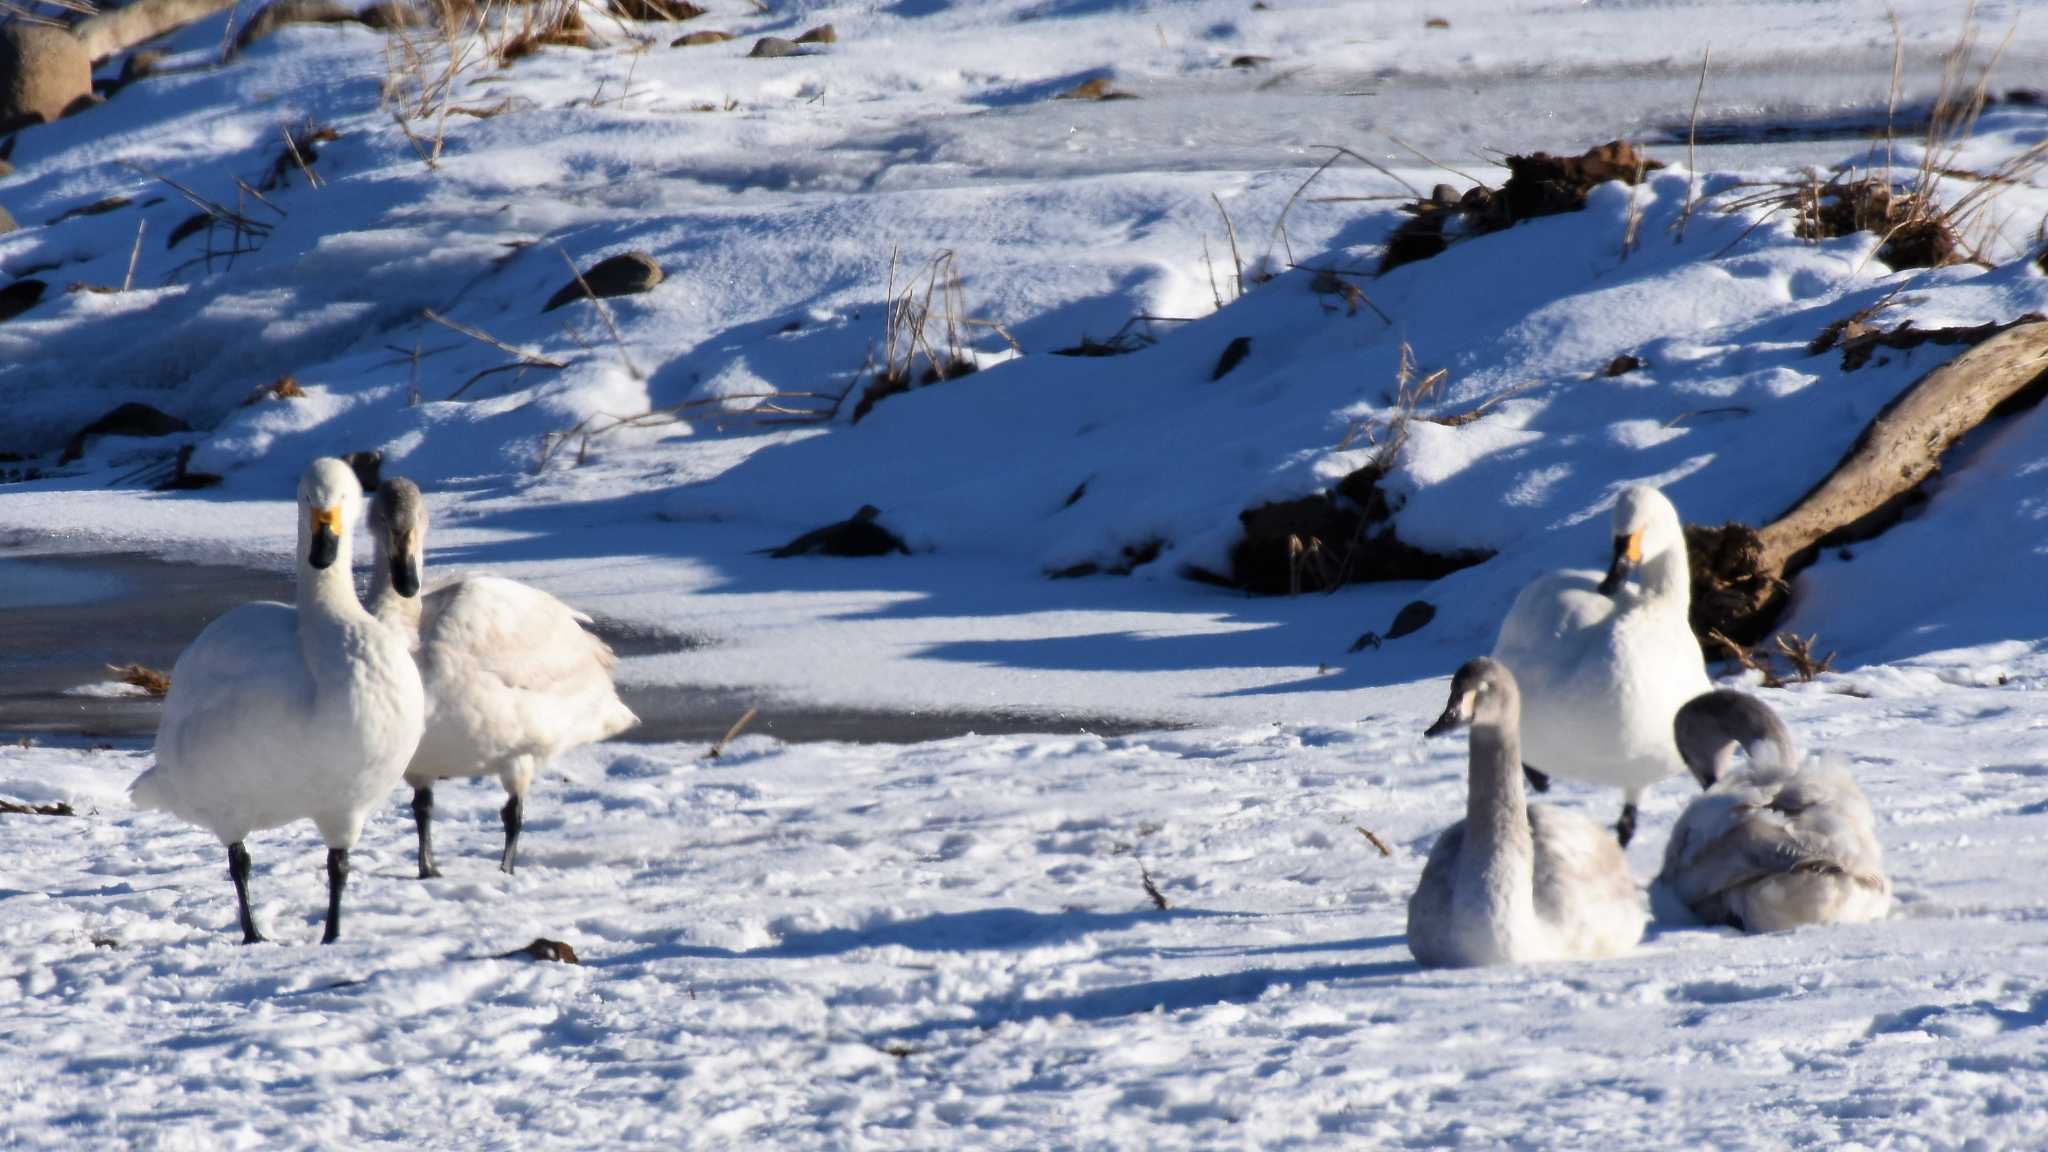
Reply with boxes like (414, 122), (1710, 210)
(1491, 485), (1711, 845)
(1408, 659), (1648, 968)
(1659, 690), (1891, 932)
(130, 458), (425, 944)
(367, 477), (638, 878)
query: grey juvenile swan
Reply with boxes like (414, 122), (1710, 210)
(1408, 658), (1648, 968)
(1659, 690), (1891, 932)
(367, 478), (638, 877)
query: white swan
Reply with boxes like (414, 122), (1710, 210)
(366, 477), (638, 877)
(130, 458), (425, 944)
(1659, 690), (1891, 932)
(1491, 484), (1711, 845)
(1408, 658), (1648, 968)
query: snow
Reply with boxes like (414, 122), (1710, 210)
(7, 676), (2048, 1148)
(4, 0), (2048, 1144)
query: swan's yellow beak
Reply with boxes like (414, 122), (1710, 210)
(308, 504), (343, 569)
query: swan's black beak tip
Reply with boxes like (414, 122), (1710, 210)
(392, 556), (421, 599)
(308, 527), (341, 570)
(1598, 531), (1643, 596)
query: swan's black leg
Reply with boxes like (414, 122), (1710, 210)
(499, 794), (523, 875)
(1615, 803), (1638, 848)
(322, 848), (349, 944)
(1522, 765), (1551, 793)
(411, 786), (442, 879)
(228, 841), (265, 944)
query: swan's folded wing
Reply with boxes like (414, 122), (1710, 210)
(1529, 805), (1646, 932)
(421, 576), (635, 748)
(151, 603), (307, 771)
(1663, 772), (1886, 913)
(1492, 569), (1614, 683)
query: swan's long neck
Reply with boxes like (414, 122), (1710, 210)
(1638, 538), (1691, 610)
(1463, 710), (1537, 950)
(298, 523), (366, 648)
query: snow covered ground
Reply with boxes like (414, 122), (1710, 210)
(5, 0), (2048, 1145)
(7, 674), (2048, 1149)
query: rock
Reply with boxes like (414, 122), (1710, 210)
(119, 50), (167, 86)
(1228, 54), (1270, 68)
(359, 1), (425, 29)
(793, 22), (835, 43)
(671, 29), (733, 46)
(233, 0), (361, 54)
(767, 506), (910, 558)
(747, 36), (806, 58)
(49, 195), (130, 225)
(59, 402), (192, 463)
(542, 250), (664, 312)
(1385, 599), (1436, 639)
(1430, 182), (1460, 206)
(1602, 353), (1642, 377)
(608, 0), (704, 19)
(1211, 336), (1251, 381)
(499, 937), (580, 963)
(0, 25), (92, 131)
(0, 277), (45, 322)
(74, 0), (238, 65)
(1424, 16), (1449, 28)
(0, 203), (14, 234)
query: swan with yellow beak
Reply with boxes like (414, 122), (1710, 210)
(130, 458), (425, 944)
(1489, 485), (1711, 846)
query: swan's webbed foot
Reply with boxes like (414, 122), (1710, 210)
(322, 848), (349, 945)
(411, 786), (442, 879)
(1522, 765), (1551, 793)
(499, 794), (523, 875)
(1614, 803), (1638, 848)
(228, 841), (266, 944)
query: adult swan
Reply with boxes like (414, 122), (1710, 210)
(130, 458), (425, 944)
(1491, 485), (1710, 845)
(367, 477), (637, 877)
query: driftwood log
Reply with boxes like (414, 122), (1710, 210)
(1692, 320), (2048, 648)
(74, 0), (239, 64)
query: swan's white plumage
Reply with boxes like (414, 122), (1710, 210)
(1659, 692), (1891, 932)
(1407, 659), (1647, 968)
(367, 478), (636, 871)
(130, 459), (424, 851)
(1491, 486), (1710, 802)
(403, 574), (638, 792)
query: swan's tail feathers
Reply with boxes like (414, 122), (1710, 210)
(598, 695), (639, 741)
(127, 766), (171, 812)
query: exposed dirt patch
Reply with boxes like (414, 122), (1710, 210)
(1380, 141), (1662, 275)
(1201, 464), (1491, 595)
(59, 403), (191, 464)
(1049, 538), (1163, 580)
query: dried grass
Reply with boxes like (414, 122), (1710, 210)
(107, 662), (170, 697)
(1713, 13), (2043, 270)
(852, 249), (1003, 423)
